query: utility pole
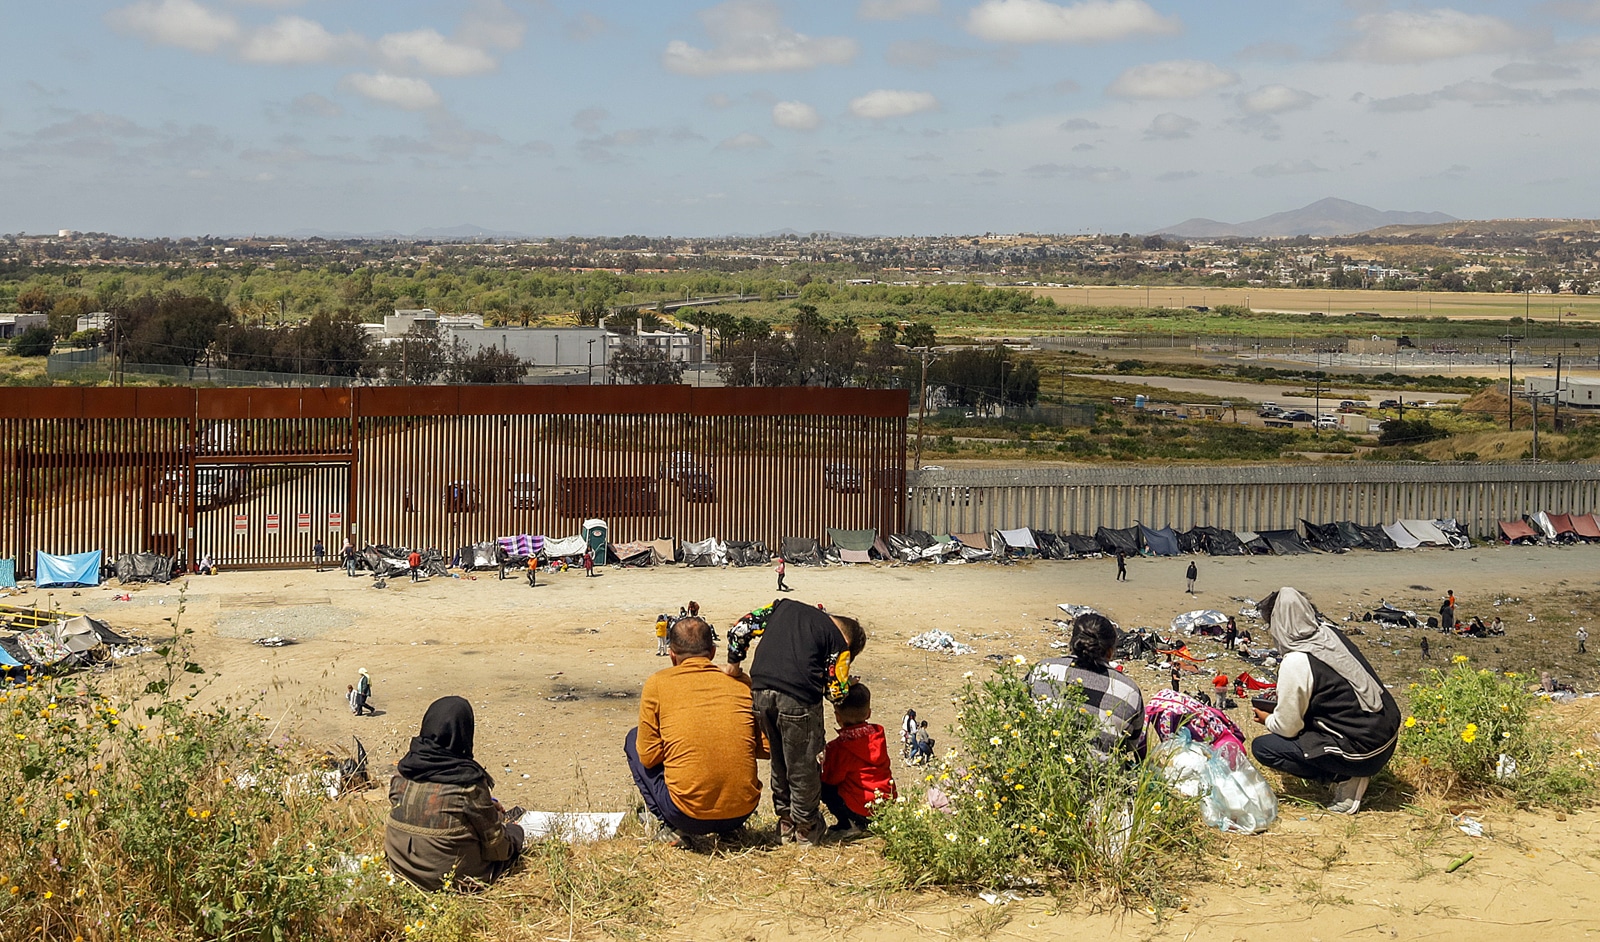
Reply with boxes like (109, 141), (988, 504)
(1554, 353), (1563, 431)
(1530, 391), (1540, 461)
(913, 347), (936, 470)
(1501, 334), (1518, 431)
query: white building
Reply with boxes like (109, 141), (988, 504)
(1526, 375), (1600, 409)
(0, 312), (49, 339)
(76, 312), (112, 333)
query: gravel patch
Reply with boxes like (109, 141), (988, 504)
(216, 604), (353, 640)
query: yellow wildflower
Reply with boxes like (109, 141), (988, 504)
(1461, 723), (1478, 744)
(1404, 717), (1416, 728)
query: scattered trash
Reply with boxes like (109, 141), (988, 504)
(516, 811), (625, 843)
(979, 891), (1020, 906)
(1495, 754), (1518, 781)
(907, 630), (974, 655)
(1454, 814), (1486, 838)
(252, 636), (294, 647)
(1445, 852), (1474, 873)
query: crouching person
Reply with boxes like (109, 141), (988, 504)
(386, 697), (525, 891)
(624, 616), (766, 847)
(820, 682), (896, 835)
(1250, 587), (1400, 814)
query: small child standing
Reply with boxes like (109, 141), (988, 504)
(820, 683), (896, 834)
(655, 614), (671, 656)
(912, 720), (934, 764)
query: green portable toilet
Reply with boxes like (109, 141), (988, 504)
(583, 518), (608, 565)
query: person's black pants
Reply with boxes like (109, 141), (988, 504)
(821, 783), (870, 829)
(410, 566), (420, 582)
(623, 728), (749, 836)
(751, 688), (826, 829)
(1252, 733), (1382, 784)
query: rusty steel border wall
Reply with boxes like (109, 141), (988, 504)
(2, 386), (908, 573)
(907, 463), (1600, 539)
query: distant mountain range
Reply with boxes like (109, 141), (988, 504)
(1153, 198), (1457, 239)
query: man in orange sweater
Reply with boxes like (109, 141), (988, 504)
(625, 617), (767, 844)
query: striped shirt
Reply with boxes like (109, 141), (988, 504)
(1027, 658), (1147, 760)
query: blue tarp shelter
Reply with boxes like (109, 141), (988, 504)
(1138, 524), (1182, 557)
(35, 551), (102, 588)
(0, 644), (22, 668)
(0, 558), (16, 589)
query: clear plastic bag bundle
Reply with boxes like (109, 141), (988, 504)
(1151, 731), (1277, 834)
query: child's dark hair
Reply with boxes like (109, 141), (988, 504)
(836, 682), (871, 722)
(1070, 612), (1118, 670)
(831, 614), (867, 657)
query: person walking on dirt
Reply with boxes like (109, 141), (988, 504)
(527, 555), (538, 587)
(408, 549), (422, 583)
(776, 557), (790, 592)
(1186, 560), (1197, 594)
(1115, 552), (1127, 582)
(314, 539), (325, 573)
(354, 668), (375, 715)
(1224, 617), (1238, 651)
(1579, 627), (1589, 654)
(1420, 636), (1431, 660)
(583, 549), (595, 578)
(1440, 591), (1456, 631)
(343, 539), (359, 577)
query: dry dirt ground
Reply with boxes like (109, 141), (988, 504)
(12, 545), (1600, 940)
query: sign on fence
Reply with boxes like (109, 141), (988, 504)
(233, 515), (248, 536)
(297, 513), (311, 533)
(266, 514), (281, 534)
(328, 512), (343, 530)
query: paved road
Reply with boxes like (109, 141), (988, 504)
(1073, 374), (1469, 410)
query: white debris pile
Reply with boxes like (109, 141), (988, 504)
(907, 630), (975, 655)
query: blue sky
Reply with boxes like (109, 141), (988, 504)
(5, 0), (1600, 236)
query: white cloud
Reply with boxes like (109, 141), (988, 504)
(1023, 162), (1128, 182)
(662, 0), (858, 76)
(966, 0), (1179, 44)
(849, 89), (939, 118)
(1156, 169), (1198, 182)
(106, 0), (240, 53)
(1240, 84), (1317, 114)
(239, 16), (360, 64)
(378, 28), (497, 77)
(1144, 112), (1198, 139)
(1345, 9), (1529, 64)
(572, 107), (609, 133)
(458, 0), (526, 52)
(859, 0), (940, 19)
(772, 100), (822, 130)
(1108, 60), (1237, 99)
(289, 92), (342, 118)
(1493, 62), (1581, 82)
(716, 131), (772, 150)
(1252, 158), (1325, 177)
(342, 72), (441, 111)
(1059, 117), (1102, 130)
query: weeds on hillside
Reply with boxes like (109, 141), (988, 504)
(871, 663), (1209, 905)
(1396, 656), (1598, 808)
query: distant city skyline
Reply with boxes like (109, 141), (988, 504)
(5, 1), (1600, 237)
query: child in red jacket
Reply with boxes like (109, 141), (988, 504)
(820, 683), (896, 834)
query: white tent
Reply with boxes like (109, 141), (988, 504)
(1530, 511), (1558, 540)
(1398, 519), (1451, 547)
(1171, 610), (1230, 634)
(543, 535), (588, 557)
(1381, 522), (1421, 549)
(682, 538), (728, 567)
(993, 528), (1038, 554)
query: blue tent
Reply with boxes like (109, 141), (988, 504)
(0, 558), (15, 589)
(0, 643), (21, 668)
(35, 551), (102, 588)
(1138, 524), (1182, 557)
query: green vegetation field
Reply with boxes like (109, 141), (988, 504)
(1033, 285), (1600, 322)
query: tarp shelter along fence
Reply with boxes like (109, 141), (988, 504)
(1381, 522), (1421, 549)
(1030, 530), (1071, 560)
(1544, 513), (1580, 543)
(543, 535), (589, 558)
(35, 551), (102, 588)
(1301, 521), (1349, 553)
(497, 534), (544, 559)
(1259, 529), (1312, 555)
(683, 538), (728, 567)
(113, 553), (173, 584)
(1353, 523), (1397, 551)
(1095, 526), (1140, 556)
(1573, 514), (1600, 541)
(826, 528), (878, 553)
(1499, 519), (1540, 544)
(779, 537), (822, 565)
(725, 541), (772, 567)
(1433, 518), (1472, 549)
(1062, 534), (1102, 556)
(1138, 524), (1182, 557)
(610, 541), (657, 567)
(992, 528), (1038, 557)
(1188, 527), (1245, 556)
(1398, 519), (1451, 547)
(1233, 531), (1271, 554)
(1172, 610), (1230, 635)
(0, 559), (16, 589)
(459, 542), (503, 571)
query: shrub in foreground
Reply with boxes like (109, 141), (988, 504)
(1396, 656), (1598, 808)
(871, 662), (1208, 903)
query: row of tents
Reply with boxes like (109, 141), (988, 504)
(1497, 511), (1600, 545)
(989, 518), (1475, 558)
(0, 552), (176, 590)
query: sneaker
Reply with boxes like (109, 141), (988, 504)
(776, 817), (796, 843)
(1327, 776), (1369, 814)
(793, 818), (827, 846)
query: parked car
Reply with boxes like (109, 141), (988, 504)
(1257, 401), (1278, 415)
(1315, 415), (1340, 429)
(1281, 410), (1315, 422)
(1378, 399), (1400, 410)
(1338, 400), (1358, 413)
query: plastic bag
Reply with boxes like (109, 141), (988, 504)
(1151, 732), (1277, 834)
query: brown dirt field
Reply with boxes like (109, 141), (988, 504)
(11, 544), (1600, 940)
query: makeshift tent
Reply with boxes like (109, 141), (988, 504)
(1498, 519), (1540, 544)
(1259, 529), (1312, 555)
(682, 538), (729, 567)
(1233, 531), (1271, 554)
(0, 642), (21, 668)
(0, 558), (15, 589)
(1175, 528), (1199, 554)
(1381, 522), (1421, 549)
(1031, 530), (1070, 560)
(838, 549), (873, 564)
(649, 539), (677, 563)
(1301, 521), (1348, 553)
(1574, 514), (1600, 541)
(1545, 513), (1580, 542)
(610, 542), (657, 567)
(35, 551), (102, 588)
(496, 534), (544, 558)
(113, 553), (173, 584)
(1094, 526), (1140, 556)
(1367, 603), (1419, 628)
(1063, 534), (1102, 556)
(779, 537), (822, 565)
(1138, 524), (1182, 557)
(951, 533), (988, 550)
(1172, 610), (1230, 635)
(458, 542), (502, 571)
(1398, 519), (1451, 547)
(725, 541), (772, 567)
(1115, 629), (1170, 660)
(1529, 512), (1558, 541)
(543, 535), (589, 558)
(359, 547), (410, 578)
(1433, 518), (1472, 550)
(826, 528), (878, 553)
(1355, 524), (1397, 551)
(1188, 527), (1245, 556)
(993, 528), (1038, 555)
